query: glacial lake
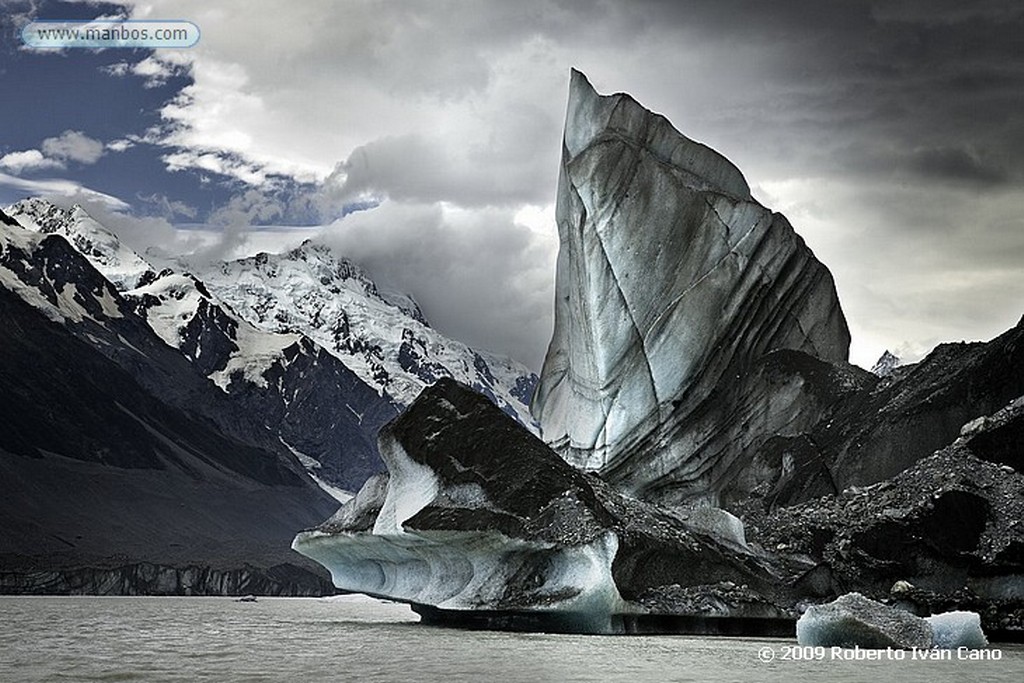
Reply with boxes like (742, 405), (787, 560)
(1, 596), (1021, 682)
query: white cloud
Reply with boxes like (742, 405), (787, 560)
(137, 193), (197, 220)
(101, 51), (190, 87)
(72, 198), (198, 266)
(0, 149), (64, 173)
(103, 1), (572, 191)
(41, 130), (105, 165)
(162, 150), (268, 186)
(133, 54), (188, 87)
(152, 54), (326, 182)
(207, 188), (284, 226)
(0, 131), (106, 176)
(106, 139), (134, 153)
(101, 62), (131, 77)
(0, 172), (129, 210)
(132, 55), (172, 82)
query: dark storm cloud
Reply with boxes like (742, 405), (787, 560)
(320, 119), (557, 213)
(901, 146), (1009, 185)
(840, 143), (1010, 187)
(567, 0), (1024, 191)
(553, 0), (1024, 365)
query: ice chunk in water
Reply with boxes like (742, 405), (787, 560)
(926, 611), (988, 649)
(796, 593), (932, 649)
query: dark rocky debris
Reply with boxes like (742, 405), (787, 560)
(752, 396), (1024, 633)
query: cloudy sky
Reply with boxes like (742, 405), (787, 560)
(2, 0), (1022, 371)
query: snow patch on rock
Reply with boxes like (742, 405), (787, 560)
(372, 431), (441, 535)
(127, 273), (203, 349)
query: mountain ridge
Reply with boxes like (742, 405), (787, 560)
(3, 198), (538, 491)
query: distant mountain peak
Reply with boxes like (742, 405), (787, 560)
(203, 238), (536, 425)
(0, 219), (128, 326)
(871, 350), (901, 377)
(6, 197), (73, 232)
(5, 198), (156, 291)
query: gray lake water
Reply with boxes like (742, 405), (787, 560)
(1, 596), (1021, 682)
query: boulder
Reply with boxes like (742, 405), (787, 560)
(759, 396), (1024, 633)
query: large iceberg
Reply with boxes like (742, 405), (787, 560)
(532, 70), (850, 508)
(290, 69), (1024, 636)
(293, 379), (801, 633)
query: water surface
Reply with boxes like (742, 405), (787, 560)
(1, 596), (1020, 682)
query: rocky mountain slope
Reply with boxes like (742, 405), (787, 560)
(3, 199), (536, 491)
(754, 396), (1024, 633)
(745, 319), (1024, 509)
(0, 213), (338, 594)
(0, 199), (536, 594)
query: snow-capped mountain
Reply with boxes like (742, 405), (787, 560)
(125, 267), (303, 393)
(195, 240), (537, 427)
(5, 199), (536, 425)
(0, 207), (130, 327)
(6, 199), (319, 399)
(0, 206), (340, 595)
(2, 199), (395, 492)
(7, 197), (156, 290)
(870, 350), (901, 377)
(1, 198), (538, 490)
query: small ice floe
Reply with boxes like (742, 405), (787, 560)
(797, 592), (988, 650)
(926, 611), (989, 649)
